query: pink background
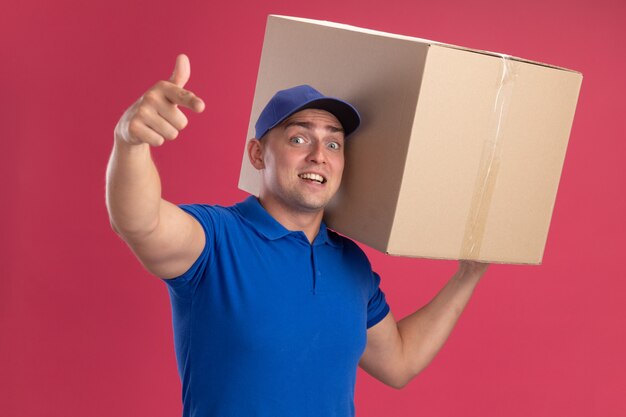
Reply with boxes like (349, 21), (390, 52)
(2, 0), (624, 416)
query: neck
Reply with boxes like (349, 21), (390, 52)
(257, 195), (324, 244)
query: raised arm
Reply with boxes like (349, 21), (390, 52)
(359, 261), (489, 388)
(106, 54), (206, 279)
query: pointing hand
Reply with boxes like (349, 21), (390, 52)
(114, 54), (205, 147)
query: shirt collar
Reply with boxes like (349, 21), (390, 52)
(235, 196), (342, 248)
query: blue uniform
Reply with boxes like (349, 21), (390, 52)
(163, 196), (390, 417)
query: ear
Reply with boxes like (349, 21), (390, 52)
(247, 138), (265, 170)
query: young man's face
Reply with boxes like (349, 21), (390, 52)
(253, 108), (346, 215)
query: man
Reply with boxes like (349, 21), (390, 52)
(106, 54), (489, 416)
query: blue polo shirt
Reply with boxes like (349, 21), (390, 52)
(163, 196), (390, 417)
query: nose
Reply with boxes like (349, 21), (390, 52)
(306, 141), (326, 164)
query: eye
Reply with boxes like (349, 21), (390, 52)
(290, 136), (306, 144)
(327, 141), (341, 150)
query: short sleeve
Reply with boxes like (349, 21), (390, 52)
(366, 272), (390, 328)
(160, 204), (220, 296)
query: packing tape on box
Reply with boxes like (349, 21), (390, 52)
(460, 55), (520, 260)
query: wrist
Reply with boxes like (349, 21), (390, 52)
(457, 260), (489, 281)
(114, 133), (149, 153)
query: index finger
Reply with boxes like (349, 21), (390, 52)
(162, 82), (205, 113)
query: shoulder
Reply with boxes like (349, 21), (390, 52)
(327, 229), (372, 265)
(178, 202), (241, 226)
(327, 229), (363, 250)
(177, 201), (250, 247)
(179, 202), (234, 217)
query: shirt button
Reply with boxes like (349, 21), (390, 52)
(317, 271), (322, 276)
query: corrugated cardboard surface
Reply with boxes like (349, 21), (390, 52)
(239, 15), (583, 264)
(389, 46), (582, 263)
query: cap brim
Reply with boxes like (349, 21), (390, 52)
(297, 98), (361, 137)
(260, 97), (361, 139)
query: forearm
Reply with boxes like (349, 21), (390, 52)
(397, 263), (485, 380)
(105, 136), (163, 238)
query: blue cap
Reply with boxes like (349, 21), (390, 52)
(254, 85), (361, 139)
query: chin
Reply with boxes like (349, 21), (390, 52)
(294, 196), (331, 212)
(297, 201), (327, 212)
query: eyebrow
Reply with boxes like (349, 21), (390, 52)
(283, 121), (344, 133)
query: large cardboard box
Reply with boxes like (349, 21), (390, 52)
(239, 15), (583, 264)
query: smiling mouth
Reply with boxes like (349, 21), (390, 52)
(298, 173), (327, 184)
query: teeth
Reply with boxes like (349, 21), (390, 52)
(299, 173), (325, 183)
